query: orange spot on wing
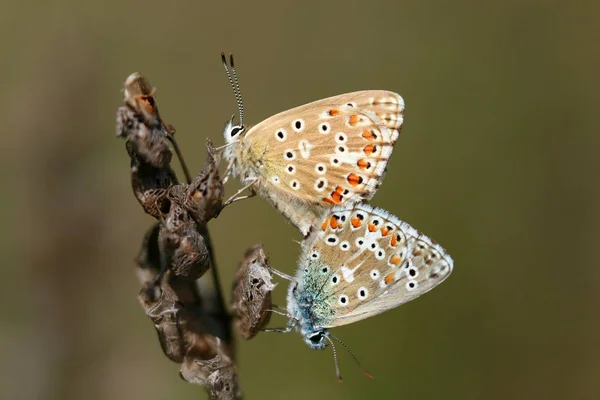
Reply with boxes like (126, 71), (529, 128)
(368, 223), (377, 232)
(331, 191), (343, 204)
(349, 115), (359, 126)
(357, 159), (371, 170)
(322, 218), (330, 230)
(384, 273), (395, 284)
(347, 173), (362, 187)
(363, 144), (375, 156)
(381, 227), (390, 236)
(390, 255), (402, 265)
(325, 186), (344, 205)
(362, 130), (376, 140)
(351, 217), (362, 228)
(328, 108), (340, 116)
(391, 235), (398, 246)
(330, 216), (340, 229)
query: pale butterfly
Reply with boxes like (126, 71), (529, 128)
(266, 203), (453, 380)
(219, 54), (405, 236)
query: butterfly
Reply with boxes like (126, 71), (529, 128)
(219, 54), (404, 236)
(266, 203), (453, 380)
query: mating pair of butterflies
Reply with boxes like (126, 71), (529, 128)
(219, 54), (453, 377)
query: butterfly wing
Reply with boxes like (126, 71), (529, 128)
(243, 90), (403, 203)
(298, 203), (453, 329)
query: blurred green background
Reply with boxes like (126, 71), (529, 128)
(2, 0), (599, 399)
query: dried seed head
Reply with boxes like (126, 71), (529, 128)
(138, 278), (185, 363)
(158, 200), (210, 281)
(231, 245), (276, 339)
(123, 72), (161, 128)
(186, 141), (224, 223)
(118, 106), (173, 168)
(180, 338), (241, 400)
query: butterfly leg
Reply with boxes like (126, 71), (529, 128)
(267, 266), (296, 282)
(222, 178), (257, 206)
(221, 156), (236, 184)
(263, 308), (292, 318)
(261, 326), (294, 333)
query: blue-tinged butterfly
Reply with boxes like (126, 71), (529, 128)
(267, 203), (453, 380)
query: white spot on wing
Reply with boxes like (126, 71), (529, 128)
(298, 139), (312, 159)
(341, 263), (361, 283)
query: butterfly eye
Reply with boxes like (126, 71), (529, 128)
(308, 333), (323, 344)
(230, 125), (243, 137)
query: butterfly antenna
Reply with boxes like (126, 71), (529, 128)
(324, 334), (343, 383)
(328, 333), (374, 380)
(229, 53), (244, 126)
(220, 52), (241, 124)
(221, 52), (235, 93)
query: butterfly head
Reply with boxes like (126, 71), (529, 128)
(302, 329), (328, 350)
(223, 114), (246, 144)
(221, 52), (246, 145)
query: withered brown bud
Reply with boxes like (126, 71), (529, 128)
(123, 72), (161, 128)
(186, 141), (224, 223)
(118, 106), (172, 168)
(180, 338), (241, 400)
(158, 196), (210, 281)
(138, 275), (185, 363)
(231, 245), (276, 339)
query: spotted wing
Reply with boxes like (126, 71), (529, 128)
(244, 91), (404, 207)
(298, 203), (453, 329)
